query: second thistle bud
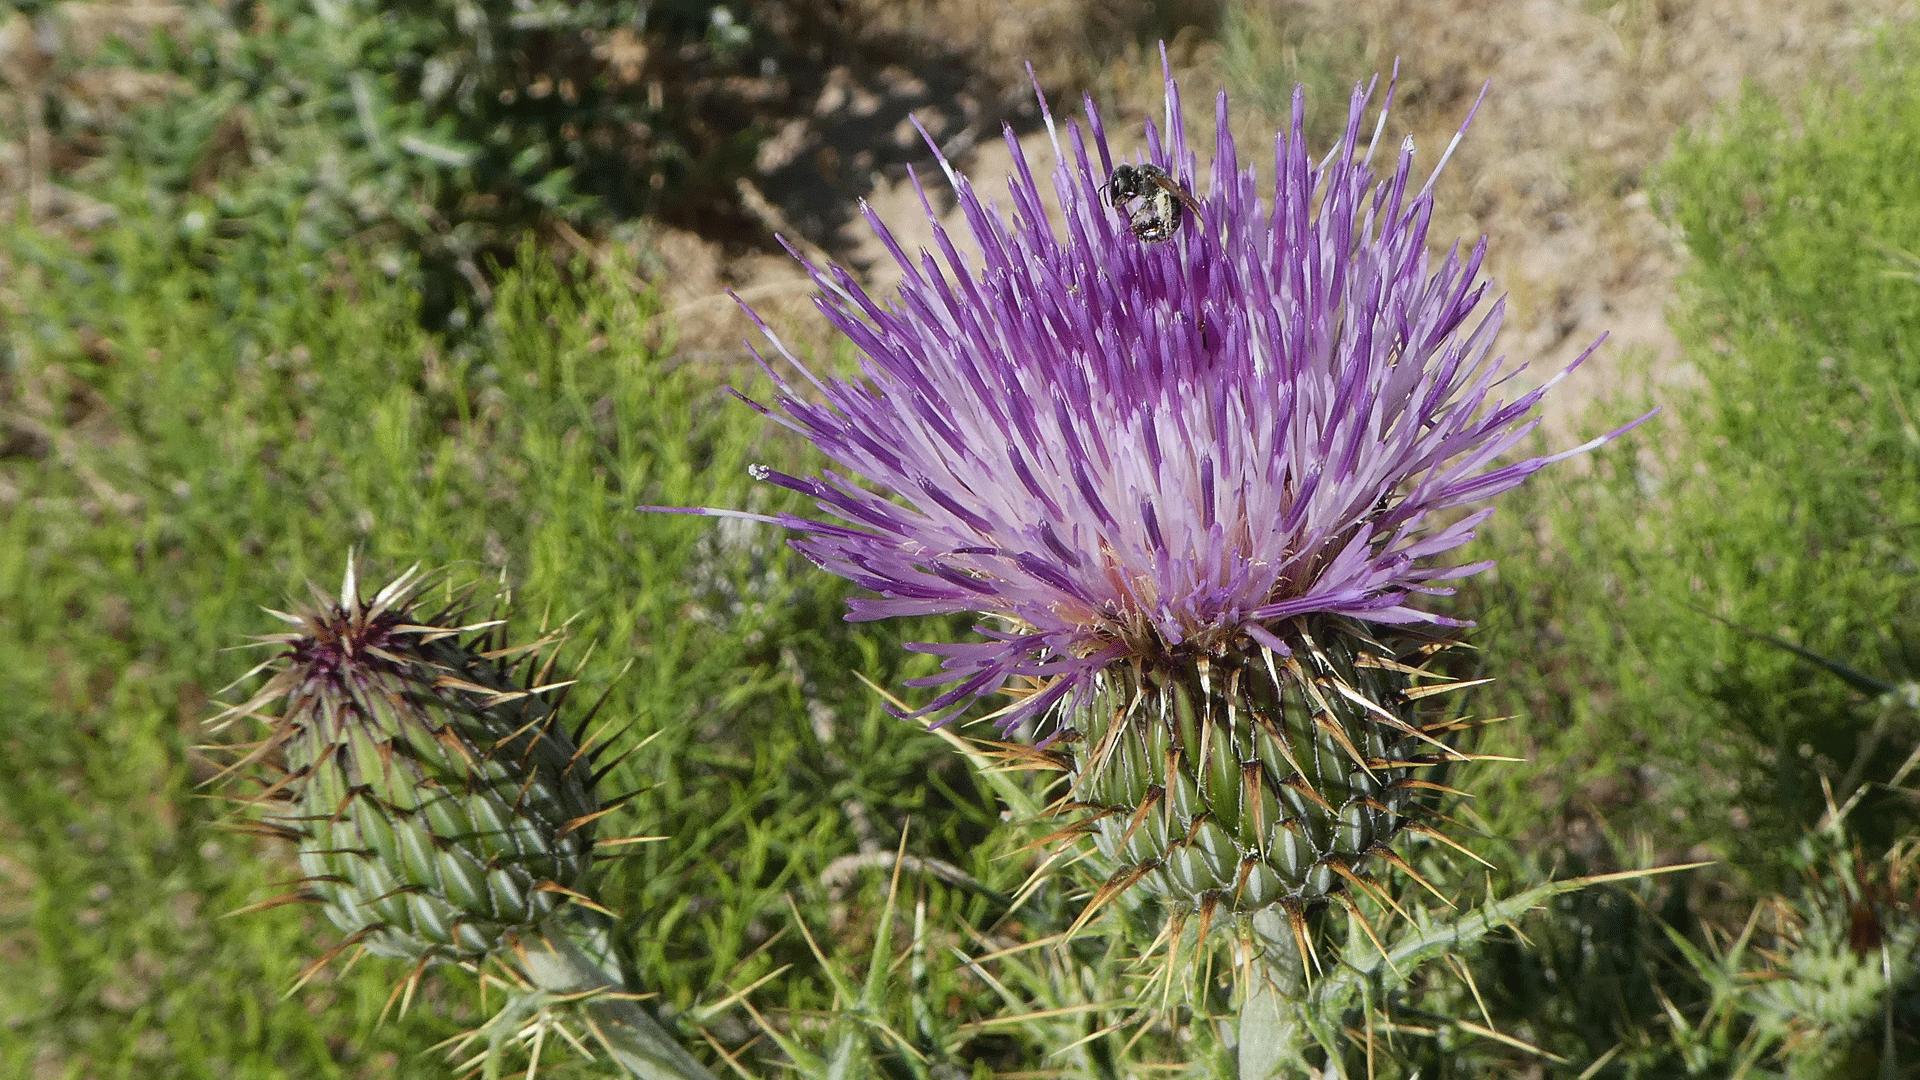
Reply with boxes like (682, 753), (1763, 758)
(220, 562), (603, 964)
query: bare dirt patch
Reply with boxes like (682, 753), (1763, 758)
(655, 0), (1916, 443)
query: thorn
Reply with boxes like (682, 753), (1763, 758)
(1283, 897), (1319, 984)
(1069, 860), (1159, 937)
(592, 833), (666, 849)
(1279, 774), (1337, 816)
(1310, 709), (1378, 782)
(1233, 855), (1258, 904)
(587, 740), (646, 788)
(378, 954), (426, 1027)
(215, 818), (308, 843)
(1154, 907), (1191, 1012)
(1283, 654), (1339, 726)
(1360, 755), (1445, 772)
(1398, 801), (1474, 831)
(1192, 892), (1219, 957)
(1445, 751), (1525, 764)
(570, 657), (636, 746)
(221, 888), (320, 918)
(1400, 677), (1494, 701)
(1008, 817), (1103, 858)
(1447, 953), (1496, 1031)
(1350, 653), (1430, 677)
(1368, 844), (1453, 908)
(1243, 762), (1269, 841)
(1334, 893), (1400, 978)
(969, 737), (1076, 773)
(1326, 858), (1410, 922)
(1359, 707), (1462, 756)
(1402, 821), (1495, 868)
(285, 926), (375, 997)
(1253, 710), (1309, 780)
(556, 796), (635, 840)
(1418, 712), (1514, 736)
(1161, 745), (1184, 835)
(1113, 786), (1164, 853)
(1388, 777), (1472, 799)
(365, 881), (431, 905)
(532, 881), (617, 917)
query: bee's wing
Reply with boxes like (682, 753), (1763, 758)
(1152, 174), (1203, 216)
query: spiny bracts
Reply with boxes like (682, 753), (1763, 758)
(212, 561), (611, 967)
(1005, 614), (1489, 980)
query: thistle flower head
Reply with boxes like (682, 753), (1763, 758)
(692, 58), (1636, 731)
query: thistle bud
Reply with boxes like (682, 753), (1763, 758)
(216, 562), (602, 965)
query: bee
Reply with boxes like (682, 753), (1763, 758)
(1102, 162), (1202, 243)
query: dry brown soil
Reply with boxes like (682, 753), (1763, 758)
(654, 0), (1917, 445)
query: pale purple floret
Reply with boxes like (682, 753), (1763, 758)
(663, 57), (1641, 729)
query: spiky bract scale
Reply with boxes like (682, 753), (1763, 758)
(218, 564), (602, 965)
(1063, 617), (1447, 920)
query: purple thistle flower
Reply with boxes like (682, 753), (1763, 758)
(671, 58), (1641, 733)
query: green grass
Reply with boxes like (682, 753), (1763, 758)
(1465, 26), (1920, 867)
(1433, 25), (1920, 1077)
(0, 220), (1034, 1076)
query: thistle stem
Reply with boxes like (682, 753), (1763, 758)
(1237, 908), (1314, 1079)
(1237, 974), (1292, 1080)
(512, 929), (719, 1080)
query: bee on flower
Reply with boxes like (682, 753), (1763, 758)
(658, 50), (1648, 1021)
(1103, 161), (1203, 242)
